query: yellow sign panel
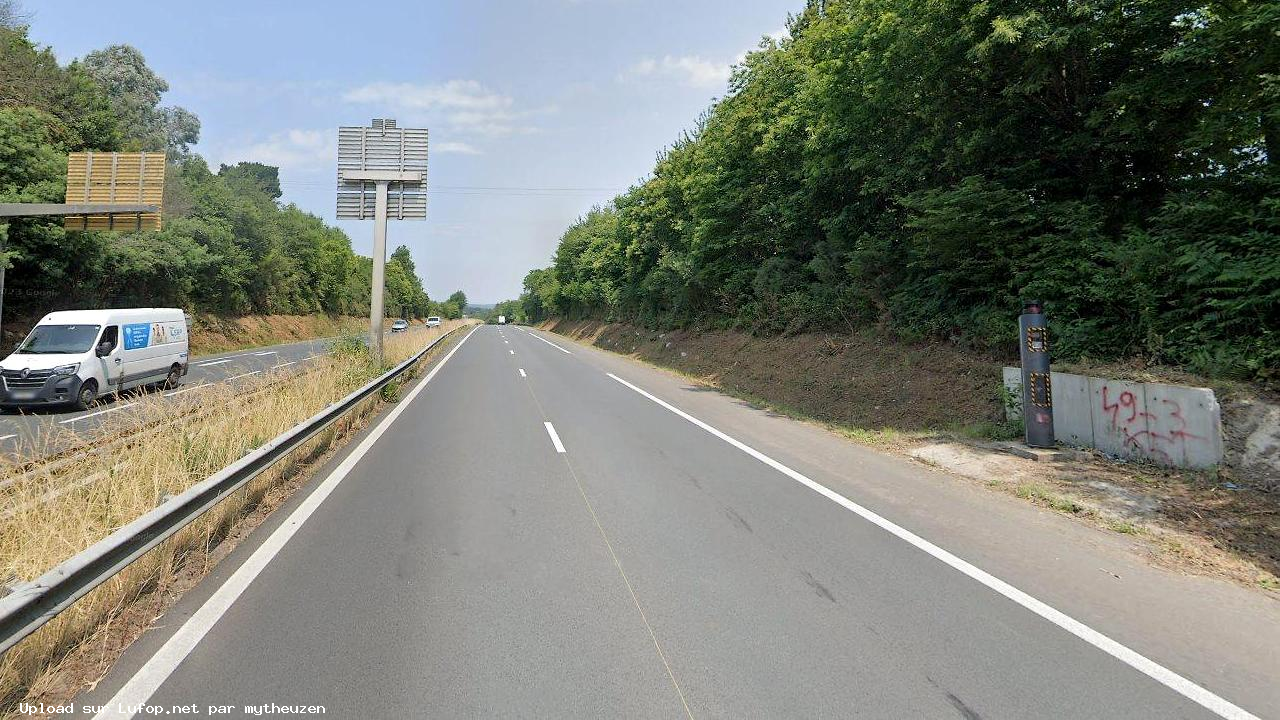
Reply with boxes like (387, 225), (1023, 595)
(64, 151), (166, 231)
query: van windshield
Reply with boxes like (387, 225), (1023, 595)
(14, 325), (102, 355)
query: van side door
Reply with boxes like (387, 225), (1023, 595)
(96, 325), (123, 391)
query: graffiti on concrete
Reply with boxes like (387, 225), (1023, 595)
(1100, 385), (1204, 464)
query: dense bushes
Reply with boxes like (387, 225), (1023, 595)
(519, 0), (1278, 380)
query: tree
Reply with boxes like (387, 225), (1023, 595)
(386, 245), (429, 317)
(390, 245), (416, 276)
(80, 44), (200, 153)
(0, 0), (29, 29)
(447, 290), (467, 310)
(519, 0), (1279, 380)
(218, 162), (282, 200)
(0, 27), (120, 150)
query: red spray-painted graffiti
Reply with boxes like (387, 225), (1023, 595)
(1099, 386), (1204, 464)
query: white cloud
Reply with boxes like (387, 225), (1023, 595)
(621, 55), (730, 90)
(343, 80), (512, 113)
(434, 141), (482, 155)
(214, 129), (336, 173)
(341, 79), (540, 137)
(625, 28), (792, 92)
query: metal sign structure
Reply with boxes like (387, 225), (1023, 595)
(63, 152), (166, 231)
(336, 119), (428, 364)
(337, 119), (428, 220)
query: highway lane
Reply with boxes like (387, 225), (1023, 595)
(74, 324), (1274, 719)
(0, 327), (427, 459)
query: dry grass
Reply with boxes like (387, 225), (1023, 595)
(0, 321), (469, 712)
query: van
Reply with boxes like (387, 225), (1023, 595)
(0, 308), (189, 410)
(425, 316), (441, 327)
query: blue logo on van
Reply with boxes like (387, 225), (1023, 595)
(123, 324), (151, 350)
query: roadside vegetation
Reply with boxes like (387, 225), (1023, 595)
(0, 14), (467, 353)
(510, 0), (1277, 383)
(0, 321), (468, 712)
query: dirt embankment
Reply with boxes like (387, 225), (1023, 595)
(187, 314), (365, 355)
(544, 318), (1006, 433)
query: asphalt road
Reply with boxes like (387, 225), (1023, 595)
(71, 324), (1276, 719)
(0, 328), (427, 460)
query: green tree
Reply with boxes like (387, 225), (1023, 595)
(521, 0), (1279, 380)
(80, 44), (199, 153)
(386, 245), (429, 318)
(218, 162), (282, 200)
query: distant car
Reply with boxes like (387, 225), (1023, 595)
(390, 319), (409, 333)
(425, 316), (442, 327)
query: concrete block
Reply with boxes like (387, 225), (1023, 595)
(1051, 372), (1094, 449)
(1141, 382), (1223, 469)
(1090, 377), (1150, 461)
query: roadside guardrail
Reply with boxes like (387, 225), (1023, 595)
(0, 325), (465, 655)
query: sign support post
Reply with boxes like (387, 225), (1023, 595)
(336, 119), (429, 369)
(369, 181), (389, 365)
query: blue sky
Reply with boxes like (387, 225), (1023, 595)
(28, 0), (799, 303)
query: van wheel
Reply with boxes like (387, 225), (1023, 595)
(162, 365), (182, 390)
(75, 380), (99, 410)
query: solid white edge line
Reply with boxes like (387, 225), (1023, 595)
(273, 361), (298, 370)
(59, 402), (136, 424)
(226, 370), (262, 381)
(94, 326), (478, 720)
(163, 383), (208, 398)
(519, 368), (527, 378)
(605, 371), (1258, 720)
(0, 434), (15, 441)
(520, 327), (572, 354)
(543, 421), (566, 453)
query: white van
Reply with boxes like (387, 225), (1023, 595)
(1, 308), (189, 409)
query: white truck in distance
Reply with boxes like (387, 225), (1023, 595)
(498, 315), (506, 325)
(0, 308), (189, 410)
